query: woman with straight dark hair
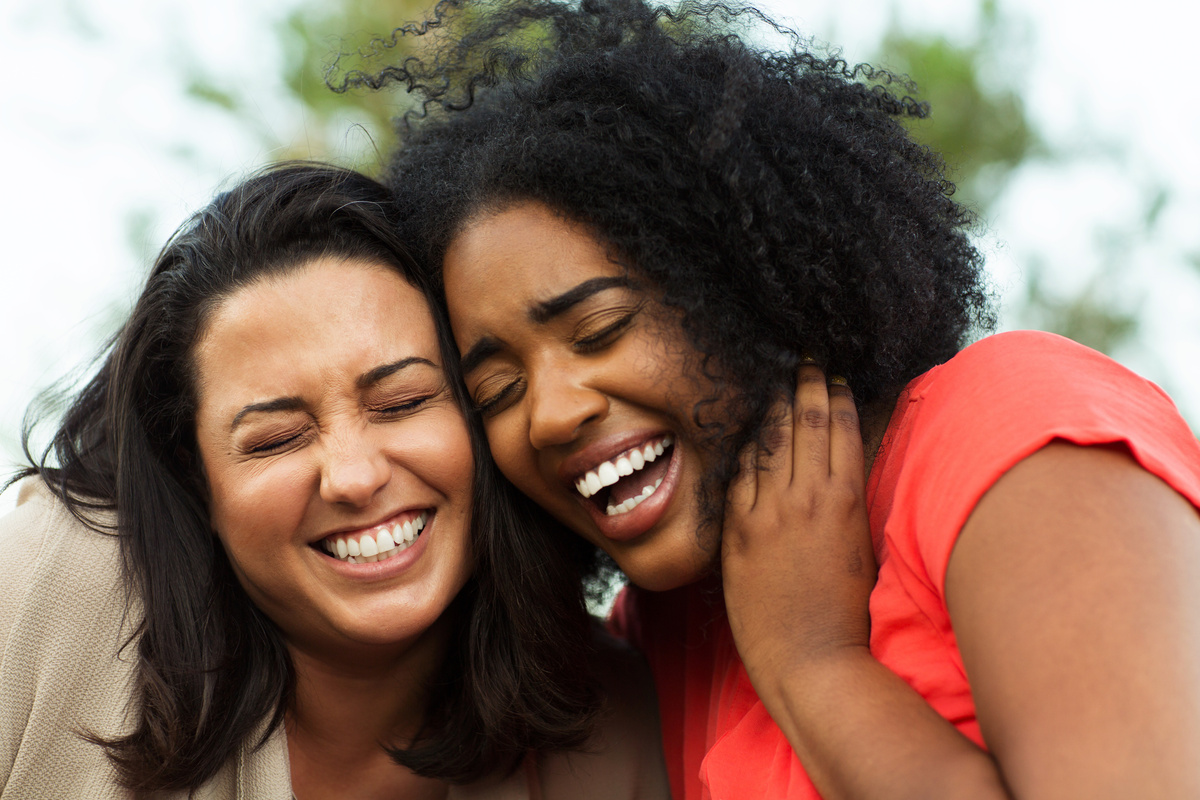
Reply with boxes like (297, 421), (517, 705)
(0, 163), (668, 798)
(360, 0), (1200, 797)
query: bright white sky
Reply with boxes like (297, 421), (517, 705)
(2, 0), (1198, 512)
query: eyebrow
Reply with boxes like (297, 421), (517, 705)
(230, 396), (305, 431)
(460, 337), (502, 377)
(229, 357), (436, 430)
(355, 357), (436, 389)
(529, 276), (632, 324)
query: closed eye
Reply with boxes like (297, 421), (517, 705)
(473, 378), (525, 417)
(573, 307), (640, 353)
(248, 430), (307, 455)
(375, 395), (433, 416)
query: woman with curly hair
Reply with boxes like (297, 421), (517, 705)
(0, 163), (668, 798)
(369, 0), (1200, 797)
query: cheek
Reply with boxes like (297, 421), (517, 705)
(398, 411), (476, 498)
(481, 416), (540, 491)
(206, 459), (313, 554)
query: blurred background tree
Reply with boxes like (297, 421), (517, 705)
(872, 0), (1149, 356)
(191, 0), (1148, 358)
(184, 0), (429, 170)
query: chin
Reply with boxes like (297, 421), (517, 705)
(614, 535), (716, 593)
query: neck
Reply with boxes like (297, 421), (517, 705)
(284, 611), (456, 799)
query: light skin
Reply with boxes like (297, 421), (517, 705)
(443, 199), (1200, 798)
(193, 257), (472, 800)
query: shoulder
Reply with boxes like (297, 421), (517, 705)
(911, 330), (1176, 427)
(534, 626), (671, 800)
(0, 479), (123, 639)
(905, 330), (1199, 497)
(0, 478), (136, 796)
(876, 331), (1200, 592)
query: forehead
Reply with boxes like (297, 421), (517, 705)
(193, 258), (436, 407)
(442, 202), (623, 318)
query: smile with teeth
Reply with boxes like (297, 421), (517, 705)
(573, 435), (674, 516)
(320, 512), (428, 564)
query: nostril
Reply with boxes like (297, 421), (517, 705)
(528, 386), (609, 449)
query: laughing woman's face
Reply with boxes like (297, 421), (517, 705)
(193, 258), (475, 661)
(442, 201), (720, 592)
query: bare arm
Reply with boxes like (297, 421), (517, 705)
(721, 370), (1200, 798)
(946, 441), (1200, 799)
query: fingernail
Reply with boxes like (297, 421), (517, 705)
(828, 375), (849, 386)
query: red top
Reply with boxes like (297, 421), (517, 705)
(611, 331), (1200, 800)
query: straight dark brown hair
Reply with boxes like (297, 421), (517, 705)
(16, 162), (600, 794)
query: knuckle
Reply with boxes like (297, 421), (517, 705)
(799, 408), (828, 429)
(761, 426), (790, 455)
(831, 409), (860, 433)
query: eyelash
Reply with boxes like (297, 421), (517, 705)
(574, 309), (638, 353)
(474, 379), (524, 417)
(374, 395), (432, 416)
(249, 431), (307, 455)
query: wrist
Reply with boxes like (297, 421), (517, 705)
(749, 641), (876, 721)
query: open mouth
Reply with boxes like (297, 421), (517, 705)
(317, 511), (429, 564)
(572, 435), (674, 516)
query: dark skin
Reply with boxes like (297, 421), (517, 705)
(444, 202), (1200, 798)
(723, 369), (1200, 799)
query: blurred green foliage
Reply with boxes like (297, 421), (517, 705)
(875, 7), (1039, 212)
(875, 0), (1145, 356)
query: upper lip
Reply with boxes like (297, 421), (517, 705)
(312, 507), (430, 543)
(556, 429), (671, 485)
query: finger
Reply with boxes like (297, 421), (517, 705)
(725, 438), (761, 517)
(754, 392), (794, 492)
(827, 376), (866, 484)
(794, 362), (831, 478)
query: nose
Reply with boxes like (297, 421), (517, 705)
(526, 369), (610, 450)
(319, 427), (391, 507)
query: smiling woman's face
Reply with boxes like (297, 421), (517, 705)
(193, 258), (474, 658)
(442, 201), (718, 592)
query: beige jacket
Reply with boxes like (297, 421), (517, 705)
(0, 482), (669, 799)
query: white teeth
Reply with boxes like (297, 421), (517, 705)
(359, 535), (379, 557)
(598, 462), (620, 487)
(377, 528), (395, 552)
(574, 437), (675, 502)
(605, 477), (665, 516)
(324, 511), (430, 564)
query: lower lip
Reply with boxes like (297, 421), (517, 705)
(318, 514), (434, 581)
(581, 444), (682, 543)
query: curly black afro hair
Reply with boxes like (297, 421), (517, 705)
(352, 0), (994, 491)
